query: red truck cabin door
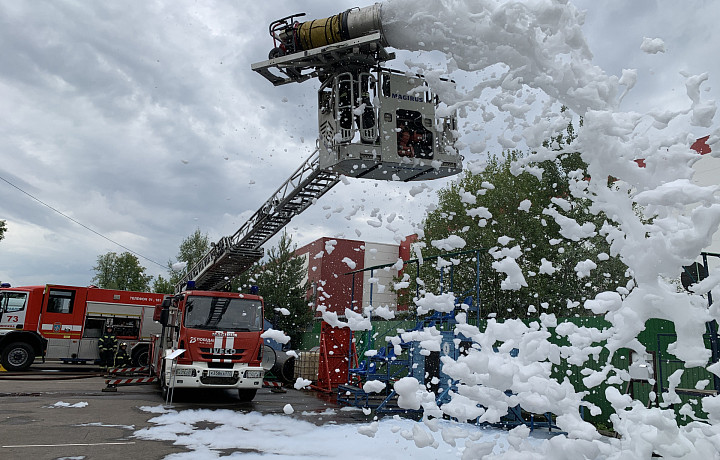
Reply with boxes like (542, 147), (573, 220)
(0, 290), (29, 331)
(40, 287), (86, 359)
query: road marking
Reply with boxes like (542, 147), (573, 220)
(3, 442), (136, 448)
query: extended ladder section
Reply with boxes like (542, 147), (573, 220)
(176, 149), (339, 292)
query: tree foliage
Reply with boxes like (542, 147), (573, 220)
(408, 121), (628, 319)
(235, 232), (312, 346)
(152, 275), (175, 295)
(153, 229), (210, 294)
(0, 220), (6, 242)
(92, 251), (153, 292)
(177, 228), (210, 270)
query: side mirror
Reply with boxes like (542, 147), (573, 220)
(154, 297), (174, 324)
(159, 308), (170, 327)
(153, 305), (170, 326)
(153, 304), (164, 322)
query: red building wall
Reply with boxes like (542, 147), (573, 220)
(295, 235), (420, 317)
(295, 237), (366, 317)
(398, 234), (417, 263)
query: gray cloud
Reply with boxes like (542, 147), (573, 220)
(1, 0), (717, 287)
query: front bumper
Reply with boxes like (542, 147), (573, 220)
(165, 363), (264, 389)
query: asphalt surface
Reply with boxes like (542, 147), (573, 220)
(0, 363), (370, 460)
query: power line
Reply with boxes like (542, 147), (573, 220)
(0, 173), (166, 269)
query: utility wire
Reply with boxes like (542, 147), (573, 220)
(0, 173), (166, 269)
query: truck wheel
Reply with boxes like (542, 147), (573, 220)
(1, 342), (35, 371)
(132, 347), (149, 367)
(237, 389), (257, 402)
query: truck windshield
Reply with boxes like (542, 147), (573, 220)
(183, 296), (262, 332)
(0, 292), (28, 313)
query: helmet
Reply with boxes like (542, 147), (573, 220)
(120, 342), (127, 347)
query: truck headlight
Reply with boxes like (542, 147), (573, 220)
(244, 370), (263, 379)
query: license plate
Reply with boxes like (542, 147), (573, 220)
(245, 370), (263, 379)
(207, 370), (233, 378)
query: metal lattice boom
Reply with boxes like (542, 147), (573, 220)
(176, 148), (339, 292)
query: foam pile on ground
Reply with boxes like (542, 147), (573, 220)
(133, 407), (523, 458)
(48, 401), (89, 408)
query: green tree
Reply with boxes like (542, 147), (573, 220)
(0, 220), (6, 242)
(152, 274), (175, 295)
(409, 122), (628, 319)
(154, 229), (211, 294)
(92, 252), (153, 291)
(170, 229), (210, 284)
(237, 232), (312, 346)
(176, 228), (210, 270)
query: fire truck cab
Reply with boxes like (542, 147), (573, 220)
(0, 284), (164, 371)
(151, 289), (265, 401)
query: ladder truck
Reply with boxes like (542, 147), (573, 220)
(176, 3), (462, 294)
(149, 4), (463, 401)
(150, 287), (265, 402)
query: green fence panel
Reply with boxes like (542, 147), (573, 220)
(296, 321), (322, 350)
(294, 314), (716, 426)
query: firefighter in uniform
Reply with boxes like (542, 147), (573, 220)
(98, 326), (117, 369)
(114, 342), (131, 368)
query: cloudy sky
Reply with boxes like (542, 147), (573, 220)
(1, 0), (718, 288)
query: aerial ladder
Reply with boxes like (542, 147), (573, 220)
(176, 4), (462, 293)
(175, 150), (338, 292)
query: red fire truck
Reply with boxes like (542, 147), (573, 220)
(150, 289), (265, 401)
(0, 284), (165, 371)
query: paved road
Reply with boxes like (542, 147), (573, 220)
(0, 364), (368, 459)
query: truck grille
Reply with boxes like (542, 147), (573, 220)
(200, 353), (246, 361)
(199, 347), (247, 361)
(199, 376), (240, 385)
